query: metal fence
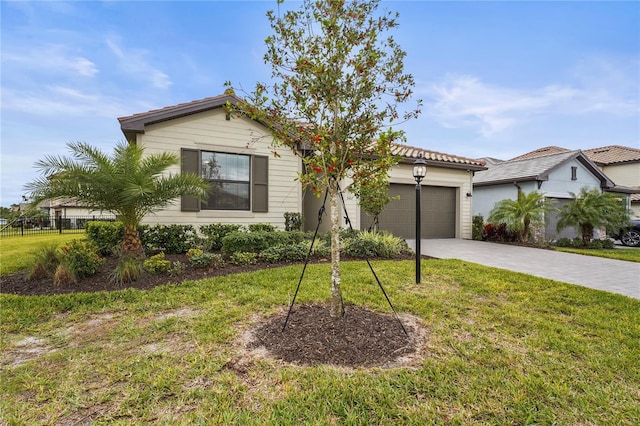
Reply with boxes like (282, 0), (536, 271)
(0, 216), (117, 237)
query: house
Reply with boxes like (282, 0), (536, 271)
(509, 145), (640, 219)
(472, 150), (630, 240)
(118, 93), (486, 239)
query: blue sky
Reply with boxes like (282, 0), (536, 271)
(1, 0), (639, 206)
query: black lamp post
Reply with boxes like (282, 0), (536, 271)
(413, 153), (427, 284)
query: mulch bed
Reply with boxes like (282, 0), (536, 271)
(2, 253), (426, 368)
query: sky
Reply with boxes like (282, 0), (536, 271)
(1, 0), (639, 206)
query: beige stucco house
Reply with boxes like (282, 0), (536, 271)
(118, 94), (486, 239)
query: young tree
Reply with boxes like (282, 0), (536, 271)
(25, 142), (210, 258)
(228, 0), (420, 317)
(488, 190), (553, 243)
(556, 186), (629, 246)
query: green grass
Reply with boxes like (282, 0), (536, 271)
(0, 234), (86, 275)
(554, 246), (640, 262)
(1, 260), (638, 424)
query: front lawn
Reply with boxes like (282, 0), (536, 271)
(553, 246), (640, 262)
(2, 260), (638, 424)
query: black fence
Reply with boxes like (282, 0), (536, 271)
(0, 216), (117, 237)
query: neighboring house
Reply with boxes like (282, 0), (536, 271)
(118, 93), (486, 239)
(473, 150), (626, 240)
(510, 145), (640, 218)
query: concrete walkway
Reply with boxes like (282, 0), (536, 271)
(406, 239), (640, 299)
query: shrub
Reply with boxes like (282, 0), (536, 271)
(186, 248), (204, 260)
(189, 252), (224, 269)
(199, 223), (244, 251)
(29, 243), (61, 280)
(248, 223), (276, 232)
(342, 230), (407, 258)
(472, 215), (485, 241)
(53, 263), (77, 286)
(168, 261), (186, 277)
(85, 221), (124, 255)
(110, 257), (144, 285)
(284, 212), (303, 231)
(222, 230), (304, 254)
(143, 252), (171, 274)
(229, 251), (258, 266)
(60, 240), (104, 279)
(309, 239), (330, 258)
(260, 242), (308, 263)
(483, 223), (518, 242)
(140, 224), (199, 254)
(590, 239), (615, 249)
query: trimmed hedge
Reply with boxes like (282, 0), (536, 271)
(85, 221), (124, 255)
(221, 230), (305, 254)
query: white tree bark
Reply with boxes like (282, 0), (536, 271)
(329, 183), (344, 318)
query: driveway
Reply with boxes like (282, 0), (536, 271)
(406, 239), (640, 299)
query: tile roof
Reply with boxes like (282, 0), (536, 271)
(508, 146), (570, 161)
(392, 144), (486, 169)
(582, 145), (640, 165)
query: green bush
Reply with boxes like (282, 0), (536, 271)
(143, 252), (171, 274)
(140, 224), (199, 254)
(260, 242), (308, 263)
(189, 252), (224, 269)
(343, 230), (407, 258)
(472, 215), (485, 241)
(221, 230), (305, 254)
(60, 240), (104, 279)
(309, 239), (331, 258)
(168, 261), (186, 277)
(248, 223), (276, 232)
(229, 251), (258, 266)
(85, 221), (124, 255)
(199, 223), (244, 251)
(284, 212), (303, 231)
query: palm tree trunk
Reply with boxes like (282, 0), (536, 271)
(329, 184), (344, 318)
(122, 223), (144, 258)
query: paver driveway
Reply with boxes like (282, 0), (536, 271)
(407, 239), (640, 299)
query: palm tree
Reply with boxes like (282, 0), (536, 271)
(556, 187), (629, 246)
(26, 142), (210, 258)
(488, 190), (553, 243)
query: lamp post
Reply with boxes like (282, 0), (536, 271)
(413, 153), (427, 284)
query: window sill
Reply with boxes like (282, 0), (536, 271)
(196, 210), (255, 219)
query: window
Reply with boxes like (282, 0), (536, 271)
(201, 152), (250, 210)
(181, 149), (268, 212)
(571, 166), (577, 181)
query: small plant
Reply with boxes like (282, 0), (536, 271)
(110, 257), (144, 285)
(53, 263), (77, 286)
(29, 242), (61, 280)
(143, 252), (171, 274)
(284, 212), (303, 231)
(60, 240), (104, 279)
(309, 239), (330, 258)
(189, 252), (224, 269)
(229, 251), (258, 266)
(472, 215), (485, 241)
(168, 261), (186, 277)
(483, 223), (518, 242)
(85, 221), (124, 255)
(186, 248), (204, 261)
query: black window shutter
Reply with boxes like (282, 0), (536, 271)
(252, 155), (268, 212)
(181, 149), (201, 212)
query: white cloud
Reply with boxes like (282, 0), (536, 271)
(424, 61), (639, 138)
(3, 45), (98, 77)
(106, 36), (172, 89)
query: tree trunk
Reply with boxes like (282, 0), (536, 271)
(122, 223), (145, 259)
(581, 224), (593, 247)
(328, 183), (344, 318)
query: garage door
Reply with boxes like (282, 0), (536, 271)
(361, 184), (456, 238)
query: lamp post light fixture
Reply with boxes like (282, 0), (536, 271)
(413, 153), (427, 284)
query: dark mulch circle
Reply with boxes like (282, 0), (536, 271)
(247, 303), (421, 368)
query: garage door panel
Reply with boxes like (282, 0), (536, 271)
(361, 184), (456, 238)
